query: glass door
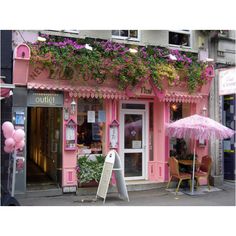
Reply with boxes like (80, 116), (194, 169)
(120, 110), (146, 180)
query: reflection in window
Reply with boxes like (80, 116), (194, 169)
(170, 103), (182, 121)
(112, 30), (139, 40)
(124, 114), (142, 149)
(124, 153), (142, 177)
(169, 31), (191, 47)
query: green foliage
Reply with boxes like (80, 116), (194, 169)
(29, 36), (209, 93)
(77, 155), (105, 184)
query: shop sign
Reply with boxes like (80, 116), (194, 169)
(27, 91), (64, 107)
(219, 67), (236, 95)
(136, 79), (155, 96)
(126, 78), (157, 98)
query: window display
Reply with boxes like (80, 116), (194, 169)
(77, 99), (105, 155)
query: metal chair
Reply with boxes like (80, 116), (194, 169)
(166, 157), (192, 193)
(194, 155), (212, 190)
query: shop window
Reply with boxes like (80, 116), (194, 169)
(122, 103), (145, 110)
(112, 30), (139, 41)
(169, 102), (191, 158)
(168, 30), (191, 48)
(77, 98), (106, 155)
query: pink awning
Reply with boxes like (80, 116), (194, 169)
(160, 91), (203, 103)
(27, 81), (128, 100)
(0, 79), (11, 99)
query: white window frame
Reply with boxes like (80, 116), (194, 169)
(119, 100), (149, 180)
(39, 30), (80, 38)
(111, 30), (140, 41)
(168, 30), (192, 49)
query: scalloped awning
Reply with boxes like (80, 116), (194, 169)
(160, 91), (203, 103)
(27, 82), (128, 100)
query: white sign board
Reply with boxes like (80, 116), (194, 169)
(96, 150), (129, 203)
(219, 67), (236, 95)
(87, 111), (95, 123)
(132, 140), (142, 149)
(96, 151), (115, 199)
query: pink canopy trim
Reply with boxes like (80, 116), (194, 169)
(166, 114), (235, 140)
(0, 79), (11, 98)
(28, 82), (128, 100)
(160, 91), (203, 103)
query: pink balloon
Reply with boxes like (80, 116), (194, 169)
(5, 137), (16, 148)
(2, 122), (14, 139)
(13, 129), (25, 143)
(2, 121), (14, 131)
(15, 140), (25, 151)
(4, 145), (14, 153)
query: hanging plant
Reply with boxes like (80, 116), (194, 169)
(28, 35), (209, 93)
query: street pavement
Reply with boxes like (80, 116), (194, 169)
(16, 181), (235, 206)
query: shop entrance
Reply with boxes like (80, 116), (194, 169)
(120, 102), (148, 180)
(27, 107), (62, 189)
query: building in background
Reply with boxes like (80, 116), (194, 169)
(208, 30), (236, 184)
(1, 30), (14, 193)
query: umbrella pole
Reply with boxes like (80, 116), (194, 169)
(191, 140), (196, 194)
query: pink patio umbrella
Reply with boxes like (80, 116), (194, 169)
(166, 114), (235, 195)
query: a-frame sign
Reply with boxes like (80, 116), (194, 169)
(96, 150), (129, 203)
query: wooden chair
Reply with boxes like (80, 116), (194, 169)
(166, 157), (192, 193)
(194, 155), (212, 190)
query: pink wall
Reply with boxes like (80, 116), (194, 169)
(149, 98), (168, 182)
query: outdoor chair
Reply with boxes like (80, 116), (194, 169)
(166, 157), (192, 193)
(194, 155), (212, 190)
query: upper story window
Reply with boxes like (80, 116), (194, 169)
(168, 30), (191, 48)
(111, 30), (139, 41)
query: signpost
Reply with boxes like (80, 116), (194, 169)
(219, 67), (236, 96)
(96, 150), (129, 203)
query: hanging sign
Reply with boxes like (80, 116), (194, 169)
(219, 67), (236, 95)
(64, 119), (77, 150)
(109, 120), (119, 149)
(28, 91), (64, 107)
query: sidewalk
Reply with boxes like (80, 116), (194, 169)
(16, 181), (235, 206)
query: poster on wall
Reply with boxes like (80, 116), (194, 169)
(98, 110), (106, 123)
(87, 111), (95, 123)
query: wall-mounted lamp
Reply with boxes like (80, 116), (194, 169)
(163, 54), (177, 61)
(171, 103), (178, 111)
(70, 99), (76, 115)
(202, 106), (207, 116)
(129, 48), (138, 54)
(37, 36), (46, 42)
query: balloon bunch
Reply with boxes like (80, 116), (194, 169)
(2, 121), (25, 153)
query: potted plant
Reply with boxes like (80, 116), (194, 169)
(77, 154), (105, 187)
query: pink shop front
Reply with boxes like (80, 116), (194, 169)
(12, 44), (214, 193)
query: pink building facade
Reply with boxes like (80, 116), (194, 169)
(12, 43), (214, 193)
